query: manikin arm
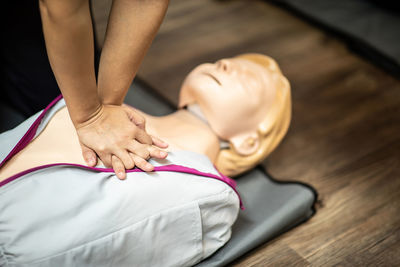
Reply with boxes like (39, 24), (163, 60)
(39, 0), (168, 179)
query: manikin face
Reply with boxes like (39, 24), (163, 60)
(179, 57), (278, 148)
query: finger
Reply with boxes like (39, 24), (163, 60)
(98, 153), (113, 168)
(80, 143), (97, 167)
(134, 128), (153, 145)
(128, 141), (151, 160)
(112, 155), (126, 180)
(151, 135), (169, 149)
(148, 146), (168, 159)
(131, 112), (146, 130)
(128, 152), (136, 169)
(131, 153), (154, 172)
(114, 150), (135, 170)
(123, 104), (146, 130)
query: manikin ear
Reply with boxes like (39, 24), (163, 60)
(229, 131), (260, 156)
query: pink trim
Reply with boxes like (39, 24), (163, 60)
(0, 94), (63, 168)
(0, 163), (243, 209)
(214, 165), (237, 188)
(0, 95), (244, 210)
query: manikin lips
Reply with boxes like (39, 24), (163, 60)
(203, 72), (221, 85)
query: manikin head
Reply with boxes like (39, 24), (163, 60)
(179, 53), (291, 176)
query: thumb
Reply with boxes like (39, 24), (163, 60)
(80, 142), (97, 167)
(122, 104), (146, 130)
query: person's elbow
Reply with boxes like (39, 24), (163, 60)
(39, 0), (88, 22)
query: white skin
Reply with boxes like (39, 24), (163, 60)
(0, 57), (277, 181)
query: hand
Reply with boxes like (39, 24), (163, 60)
(121, 103), (168, 147)
(121, 104), (169, 149)
(75, 104), (168, 179)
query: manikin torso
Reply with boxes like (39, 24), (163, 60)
(0, 100), (241, 267)
(0, 106), (220, 181)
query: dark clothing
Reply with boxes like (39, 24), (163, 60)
(0, 1), (99, 119)
(1, 1), (60, 117)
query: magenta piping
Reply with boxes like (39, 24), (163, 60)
(0, 95), (244, 210)
(0, 94), (63, 168)
(0, 162), (243, 209)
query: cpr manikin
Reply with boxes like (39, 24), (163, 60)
(0, 54), (291, 266)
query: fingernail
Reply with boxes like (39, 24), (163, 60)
(118, 172), (125, 179)
(160, 151), (167, 157)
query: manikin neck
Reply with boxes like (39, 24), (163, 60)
(138, 108), (221, 163)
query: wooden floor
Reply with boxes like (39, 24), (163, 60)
(94, 0), (400, 265)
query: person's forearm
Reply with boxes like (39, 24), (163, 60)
(39, 0), (101, 125)
(98, 0), (169, 105)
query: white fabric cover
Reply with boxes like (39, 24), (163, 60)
(0, 100), (240, 267)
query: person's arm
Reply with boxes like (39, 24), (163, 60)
(39, 0), (168, 179)
(98, 0), (169, 105)
(96, 0), (170, 175)
(39, 0), (100, 125)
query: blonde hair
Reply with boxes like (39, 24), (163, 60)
(215, 54), (292, 177)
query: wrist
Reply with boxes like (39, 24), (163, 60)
(70, 99), (104, 128)
(98, 84), (126, 106)
(101, 100), (124, 106)
(99, 94), (124, 106)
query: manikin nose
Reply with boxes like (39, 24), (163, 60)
(216, 59), (231, 73)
